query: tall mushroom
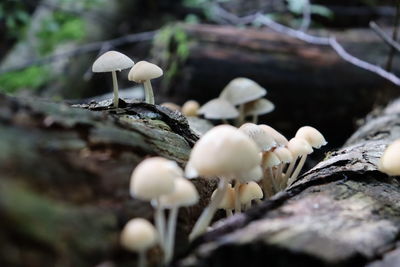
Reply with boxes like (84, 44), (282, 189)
(285, 137), (313, 186)
(120, 218), (158, 267)
(187, 125), (260, 240)
(128, 61), (163, 105)
(160, 177), (199, 263)
(243, 98), (275, 124)
(130, 157), (182, 249)
(92, 51), (134, 108)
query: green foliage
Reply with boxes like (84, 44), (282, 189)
(0, 66), (50, 93)
(37, 12), (85, 55)
(287, 0), (333, 18)
(0, 0), (30, 39)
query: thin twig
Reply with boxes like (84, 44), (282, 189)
(211, 3), (400, 87)
(370, 21), (400, 54)
(0, 31), (156, 74)
(329, 37), (400, 86)
(386, 0), (400, 71)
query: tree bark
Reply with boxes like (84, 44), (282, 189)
(153, 23), (399, 147)
(0, 94), (217, 267)
(173, 98), (400, 267)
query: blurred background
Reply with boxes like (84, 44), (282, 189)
(0, 0), (399, 150)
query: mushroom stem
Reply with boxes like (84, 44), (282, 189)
(255, 198), (262, 205)
(111, 71), (119, 108)
(154, 199), (166, 249)
(165, 206), (179, 263)
(262, 169), (274, 198)
(269, 168), (279, 192)
(245, 201), (252, 211)
(252, 114), (258, 124)
(236, 104), (245, 126)
(189, 178), (228, 240)
(222, 118), (230, 125)
(138, 251), (147, 267)
(226, 209), (233, 217)
(283, 158), (297, 183)
(288, 154), (308, 185)
(234, 181), (241, 213)
(144, 80), (155, 105)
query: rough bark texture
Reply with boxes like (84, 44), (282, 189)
(173, 100), (400, 267)
(153, 23), (399, 147)
(0, 94), (218, 267)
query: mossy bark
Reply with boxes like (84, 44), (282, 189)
(173, 99), (400, 267)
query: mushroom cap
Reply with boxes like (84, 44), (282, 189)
(288, 137), (313, 158)
(130, 157), (182, 200)
(212, 184), (235, 210)
(258, 124), (288, 146)
(262, 151), (281, 169)
(128, 61), (163, 83)
(92, 51), (134, 72)
(189, 125), (260, 178)
(161, 102), (181, 112)
(295, 126), (327, 149)
(182, 100), (200, 117)
(159, 177), (199, 208)
(274, 147), (293, 163)
(239, 123), (276, 152)
(379, 140), (400, 176)
(244, 98), (275, 116)
(198, 98), (239, 120)
(120, 218), (157, 252)
(220, 77), (267, 105)
(239, 181), (263, 204)
(236, 165), (263, 183)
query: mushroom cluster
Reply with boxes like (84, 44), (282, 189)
(92, 51), (164, 107)
(123, 157), (199, 265)
(198, 77), (275, 126)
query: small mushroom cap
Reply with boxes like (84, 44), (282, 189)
(244, 98), (275, 116)
(130, 157), (182, 200)
(239, 181), (263, 204)
(160, 178), (199, 208)
(379, 140), (400, 176)
(262, 151), (281, 169)
(189, 125), (260, 178)
(259, 124), (288, 146)
(220, 77), (267, 105)
(161, 102), (181, 112)
(198, 98), (239, 119)
(182, 100), (200, 117)
(288, 137), (313, 158)
(274, 147), (293, 163)
(236, 165), (263, 183)
(295, 126), (327, 149)
(128, 61), (163, 83)
(120, 218), (157, 252)
(239, 123), (277, 151)
(92, 51), (134, 72)
(212, 184), (235, 210)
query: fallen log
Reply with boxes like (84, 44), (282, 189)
(0, 94), (216, 267)
(173, 98), (400, 266)
(153, 23), (400, 146)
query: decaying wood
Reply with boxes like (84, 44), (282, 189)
(173, 99), (400, 267)
(0, 94), (217, 267)
(153, 23), (399, 146)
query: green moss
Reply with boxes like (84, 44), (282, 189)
(153, 24), (191, 87)
(37, 12), (85, 55)
(0, 66), (50, 93)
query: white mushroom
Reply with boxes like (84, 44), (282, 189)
(128, 61), (163, 105)
(187, 125), (260, 240)
(92, 51), (134, 108)
(160, 178), (199, 263)
(198, 98), (239, 123)
(239, 181), (264, 210)
(120, 218), (157, 267)
(285, 137), (313, 186)
(182, 100), (200, 117)
(379, 139), (400, 175)
(130, 157), (182, 249)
